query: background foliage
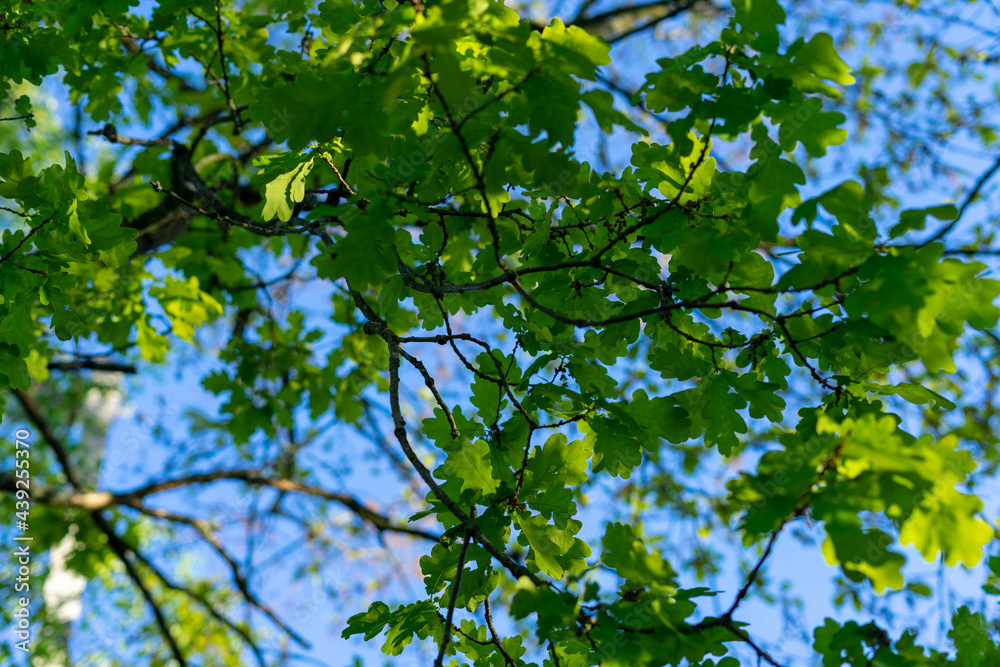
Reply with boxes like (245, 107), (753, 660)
(2, 0), (1000, 665)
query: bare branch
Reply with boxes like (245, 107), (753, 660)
(119, 469), (440, 542)
(90, 511), (192, 667)
(921, 151), (1000, 246)
(13, 389), (189, 667)
(213, 0), (243, 134)
(573, 0), (704, 37)
(725, 529), (781, 618)
(47, 359), (137, 374)
(434, 525), (472, 667)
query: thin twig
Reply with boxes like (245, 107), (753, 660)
(922, 152), (1000, 246)
(483, 597), (517, 666)
(213, 0), (242, 134)
(725, 529), (781, 618)
(0, 213), (56, 269)
(126, 544), (266, 667)
(434, 525), (472, 667)
(0, 205), (27, 217)
(88, 123), (177, 147)
(320, 153), (356, 196)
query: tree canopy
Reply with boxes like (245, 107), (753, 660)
(2, 0), (1000, 665)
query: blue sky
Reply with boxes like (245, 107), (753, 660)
(4, 1), (1000, 665)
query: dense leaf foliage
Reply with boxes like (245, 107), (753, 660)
(2, 0), (1000, 665)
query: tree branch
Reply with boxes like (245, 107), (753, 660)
(725, 529), (781, 618)
(573, 0), (704, 37)
(349, 287), (547, 587)
(921, 151), (1000, 246)
(12, 389), (189, 667)
(89, 511), (191, 667)
(212, 0), (242, 134)
(434, 525), (472, 667)
(47, 359), (137, 374)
